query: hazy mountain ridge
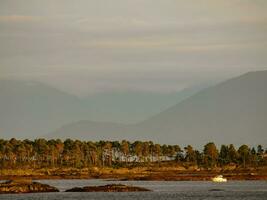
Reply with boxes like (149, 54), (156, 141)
(49, 71), (267, 146)
(0, 80), (86, 138)
(134, 71), (267, 145)
(0, 80), (199, 138)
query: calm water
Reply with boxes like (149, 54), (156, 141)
(0, 179), (267, 200)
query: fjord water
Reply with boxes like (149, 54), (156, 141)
(0, 180), (266, 200)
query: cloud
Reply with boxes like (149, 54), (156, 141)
(0, 15), (40, 23)
(0, 0), (267, 95)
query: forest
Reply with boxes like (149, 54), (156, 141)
(0, 138), (266, 169)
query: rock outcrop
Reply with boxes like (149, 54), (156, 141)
(65, 184), (151, 192)
(0, 180), (59, 194)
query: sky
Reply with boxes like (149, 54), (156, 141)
(0, 0), (267, 96)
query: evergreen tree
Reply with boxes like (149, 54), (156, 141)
(203, 142), (218, 168)
(238, 145), (250, 168)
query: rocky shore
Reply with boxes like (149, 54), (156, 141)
(0, 180), (59, 194)
(65, 184), (151, 192)
(1, 166), (267, 181)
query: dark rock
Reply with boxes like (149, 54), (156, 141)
(0, 180), (59, 194)
(209, 188), (225, 192)
(65, 184), (151, 192)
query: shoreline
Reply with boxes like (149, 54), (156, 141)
(1, 167), (267, 181)
(2, 175), (267, 181)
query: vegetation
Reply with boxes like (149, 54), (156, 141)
(0, 138), (266, 170)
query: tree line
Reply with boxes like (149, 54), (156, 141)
(0, 138), (266, 169)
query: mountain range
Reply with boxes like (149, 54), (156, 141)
(48, 71), (267, 147)
(0, 79), (201, 139)
(1, 71), (266, 147)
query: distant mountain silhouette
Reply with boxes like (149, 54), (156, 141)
(49, 71), (267, 146)
(0, 80), (199, 138)
(0, 80), (84, 138)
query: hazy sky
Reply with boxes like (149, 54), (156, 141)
(1, 0), (267, 96)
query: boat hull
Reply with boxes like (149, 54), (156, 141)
(211, 177), (227, 182)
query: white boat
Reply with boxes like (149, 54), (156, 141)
(211, 175), (227, 182)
